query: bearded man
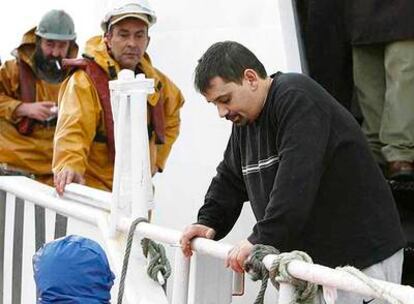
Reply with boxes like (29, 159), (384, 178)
(0, 10), (78, 184)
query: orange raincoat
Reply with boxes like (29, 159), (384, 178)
(0, 28), (78, 183)
(53, 36), (184, 191)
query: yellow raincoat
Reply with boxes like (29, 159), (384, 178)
(53, 36), (184, 191)
(0, 28), (78, 183)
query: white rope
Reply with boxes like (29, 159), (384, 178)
(338, 266), (403, 304)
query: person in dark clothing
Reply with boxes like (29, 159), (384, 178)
(180, 41), (405, 303)
(296, 0), (354, 111)
(346, 1), (414, 180)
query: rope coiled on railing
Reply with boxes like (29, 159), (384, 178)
(245, 245), (318, 304)
(117, 217), (171, 304)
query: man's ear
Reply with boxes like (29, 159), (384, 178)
(103, 32), (111, 48)
(244, 69), (259, 90)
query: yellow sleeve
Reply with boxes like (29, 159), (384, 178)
(0, 60), (23, 122)
(155, 71), (185, 171)
(52, 70), (101, 175)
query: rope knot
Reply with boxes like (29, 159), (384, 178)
(245, 245), (318, 304)
(141, 238), (171, 282)
(117, 217), (171, 304)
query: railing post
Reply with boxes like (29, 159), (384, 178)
(108, 70), (154, 235)
(172, 249), (190, 304)
(189, 254), (233, 304)
(278, 282), (296, 304)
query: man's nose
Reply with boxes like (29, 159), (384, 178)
(51, 47), (62, 58)
(126, 37), (138, 47)
(217, 104), (229, 118)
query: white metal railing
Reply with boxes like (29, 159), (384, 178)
(129, 223), (414, 304)
(0, 176), (239, 303)
(0, 177), (169, 304)
(2, 176), (414, 304)
(119, 211), (414, 303)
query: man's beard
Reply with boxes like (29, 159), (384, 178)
(225, 112), (250, 126)
(234, 117), (249, 126)
(33, 46), (66, 83)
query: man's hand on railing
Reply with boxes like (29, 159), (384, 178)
(54, 169), (85, 196)
(226, 239), (253, 273)
(180, 224), (216, 257)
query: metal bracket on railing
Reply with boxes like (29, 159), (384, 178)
(232, 272), (245, 296)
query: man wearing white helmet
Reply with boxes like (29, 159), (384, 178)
(53, 0), (184, 194)
(0, 10), (78, 184)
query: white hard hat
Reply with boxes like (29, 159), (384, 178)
(101, 0), (157, 32)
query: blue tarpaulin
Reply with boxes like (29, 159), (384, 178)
(33, 235), (115, 303)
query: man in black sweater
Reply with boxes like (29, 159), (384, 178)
(180, 41), (405, 302)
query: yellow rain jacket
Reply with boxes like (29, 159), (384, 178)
(0, 28), (78, 183)
(53, 36), (184, 191)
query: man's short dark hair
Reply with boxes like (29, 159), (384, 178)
(194, 41), (267, 93)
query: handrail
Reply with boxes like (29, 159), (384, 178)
(0, 176), (233, 258)
(64, 183), (111, 211)
(122, 218), (233, 259)
(2, 176), (413, 304)
(125, 220), (414, 304)
(0, 177), (106, 225)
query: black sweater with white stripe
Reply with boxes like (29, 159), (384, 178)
(197, 72), (405, 269)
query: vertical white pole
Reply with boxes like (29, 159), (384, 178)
(109, 70), (154, 232)
(129, 74), (153, 219)
(129, 89), (148, 219)
(172, 249), (191, 304)
(278, 282), (296, 304)
(109, 94), (128, 236)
